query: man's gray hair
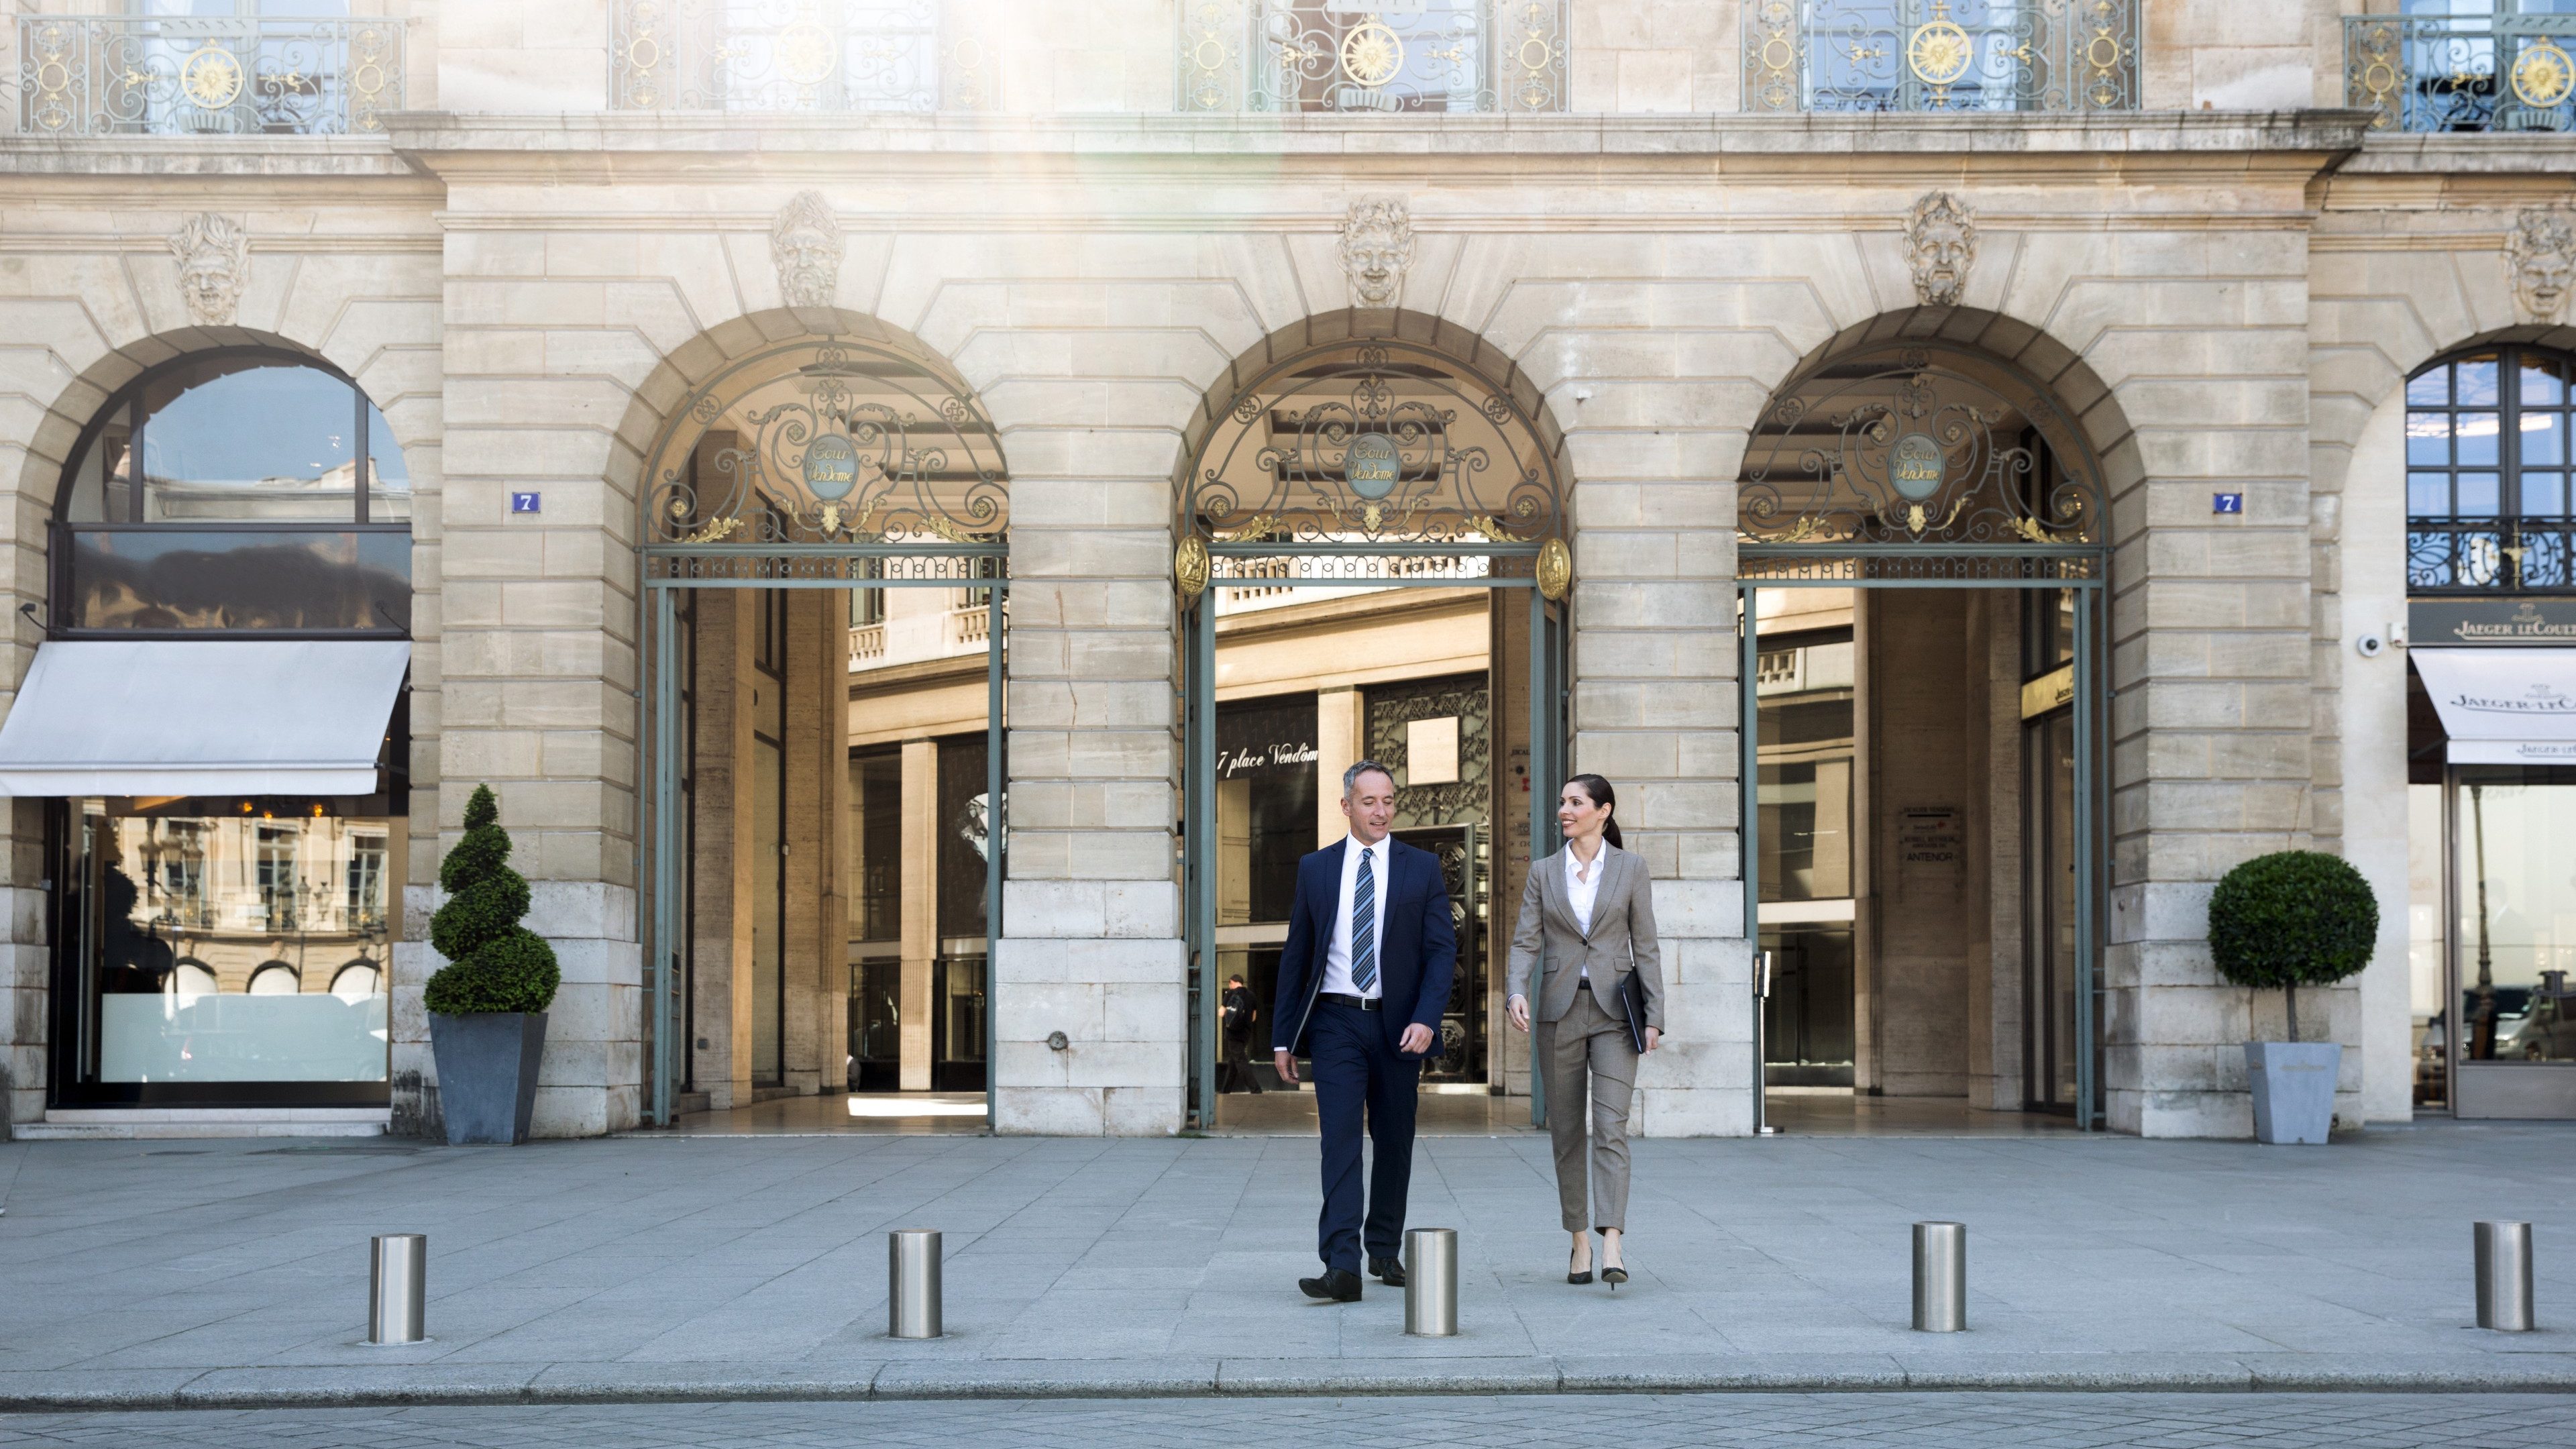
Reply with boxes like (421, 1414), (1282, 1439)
(1342, 759), (1395, 797)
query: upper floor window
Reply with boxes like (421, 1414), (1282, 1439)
(1741, 0), (2140, 113)
(1178, 0), (1568, 114)
(55, 350), (410, 635)
(2408, 347), (2576, 593)
(17, 2), (405, 137)
(612, 0), (1000, 113)
(2349, 1), (2576, 133)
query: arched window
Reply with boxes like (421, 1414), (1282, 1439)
(54, 347), (409, 634)
(246, 961), (300, 995)
(329, 961), (381, 1002)
(2407, 346), (2576, 593)
(171, 959), (218, 1002)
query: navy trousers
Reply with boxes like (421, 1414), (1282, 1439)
(1307, 999), (1421, 1275)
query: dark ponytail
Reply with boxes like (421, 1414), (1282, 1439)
(1567, 773), (1621, 850)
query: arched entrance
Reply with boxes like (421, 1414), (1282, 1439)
(1173, 321), (1571, 1130)
(639, 329), (1008, 1128)
(1737, 339), (2110, 1131)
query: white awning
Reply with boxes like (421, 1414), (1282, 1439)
(2411, 647), (2576, 765)
(0, 640), (409, 797)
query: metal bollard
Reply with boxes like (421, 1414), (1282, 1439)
(1404, 1227), (1458, 1337)
(888, 1229), (943, 1339)
(367, 1233), (427, 1346)
(1912, 1221), (1966, 1333)
(2475, 1221), (2535, 1332)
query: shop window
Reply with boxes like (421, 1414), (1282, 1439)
(2407, 346), (2576, 592)
(61, 804), (394, 1099)
(54, 347), (410, 634)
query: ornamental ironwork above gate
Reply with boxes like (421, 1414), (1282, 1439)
(1178, 340), (1564, 563)
(1737, 345), (2105, 580)
(642, 336), (1006, 580)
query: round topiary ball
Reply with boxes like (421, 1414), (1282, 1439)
(2207, 850), (2379, 992)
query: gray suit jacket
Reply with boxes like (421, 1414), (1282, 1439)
(1505, 843), (1664, 1030)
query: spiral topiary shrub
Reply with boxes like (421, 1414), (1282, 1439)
(2206, 850), (2378, 1042)
(423, 784), (560, 1016)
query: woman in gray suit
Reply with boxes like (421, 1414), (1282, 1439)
(1506, 773), (1662, 1287)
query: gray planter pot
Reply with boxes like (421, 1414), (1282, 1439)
(429, 1012), (547, 1145)
(2245, 1040), (2340, 1145)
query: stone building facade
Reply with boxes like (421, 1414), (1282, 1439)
(0, 0), (2564, 1140)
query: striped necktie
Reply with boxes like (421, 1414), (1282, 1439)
(1351, 845), (1377, 994)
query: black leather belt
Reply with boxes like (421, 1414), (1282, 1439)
(1316, 992), (1381, 1011)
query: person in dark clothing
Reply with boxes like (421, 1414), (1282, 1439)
(1220, 973), (1263, 1094)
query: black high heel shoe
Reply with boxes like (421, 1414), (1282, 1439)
(1567, 1241), (1593, 1285)
(1601, 1235), (1628, 1289)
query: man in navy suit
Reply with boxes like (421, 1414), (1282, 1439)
(1272, 759), (1456, 1301)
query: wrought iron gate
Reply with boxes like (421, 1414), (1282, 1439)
(1175, 337), (1570, 1129)
(1736, 342), (2109, 1130)
(637, 334), (1008, 1128)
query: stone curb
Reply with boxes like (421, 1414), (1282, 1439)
(7, 1354), (2576, 1412)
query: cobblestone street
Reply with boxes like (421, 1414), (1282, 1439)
(6, 1393), (2574, 1449)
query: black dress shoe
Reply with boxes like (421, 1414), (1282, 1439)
(1368, 1255), (1406, 1287)
(1298, 1269), (1362, 1302)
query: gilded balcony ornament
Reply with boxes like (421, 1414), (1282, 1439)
(1174, 535), (1212, 604)
(2514, 38), (2575, 109)
(1339, 19), (1405, 87)
(1536, 537), (1572, 602)
(182, 45), (246, 109)
(1906, 3), (1974, 89)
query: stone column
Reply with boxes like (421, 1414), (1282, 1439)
(436, 225), (646, 1134)
(900, 737), (938, 1091)
(1315, 686), (1364, 845)
(688, 592), (757, 1112)
(780, 588), (847, 1097)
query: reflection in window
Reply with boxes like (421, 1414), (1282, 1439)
(2408, 347), (2576, 591)
(2453, 771), (2576, 1065)
(68, 804), (395, 1085)
(55, 348), (411, 637)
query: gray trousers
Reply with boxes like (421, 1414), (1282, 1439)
(1536, 985), (1638, 1233)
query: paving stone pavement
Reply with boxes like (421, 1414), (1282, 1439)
(1, 1121), (2574, 1408)
(5, 1393), (2576, 1448)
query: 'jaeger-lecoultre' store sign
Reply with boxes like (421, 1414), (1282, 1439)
(2412, 598), (2576, 646)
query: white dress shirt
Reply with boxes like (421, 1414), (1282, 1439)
(1567, 842), (1613, 981)
(1320, 833), (1392, 1000)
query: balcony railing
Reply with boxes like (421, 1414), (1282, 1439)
(2410, 521), (2576, 594)
(2345, 13), (2576, 133)
(17, 15), (403, 136)
(1178, 0), (1568, 114)
(611, 0), (998, 113)
(1741, 0), (2138, 113)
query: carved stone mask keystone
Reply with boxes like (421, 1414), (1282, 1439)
(168, 212), (248, 328)
(770, 191), (845, 311)
(2508, 207), (2576, 324)
(1906, 191), (1977, 309)
(1338, 197), (1414, 309)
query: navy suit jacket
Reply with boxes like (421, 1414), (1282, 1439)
(1270, 835), (1457, 1058)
